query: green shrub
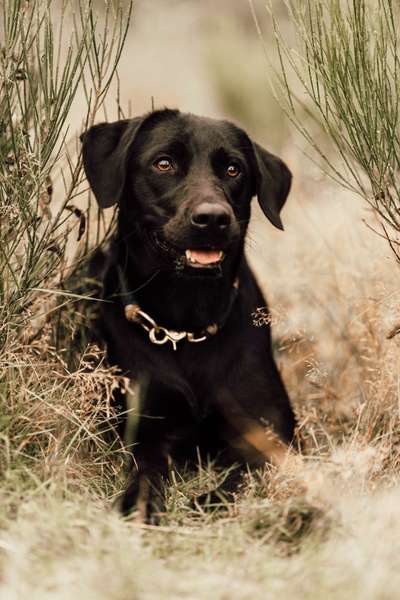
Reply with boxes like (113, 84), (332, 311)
(0, 0), (132, 346)
(270, 0), (400, 259)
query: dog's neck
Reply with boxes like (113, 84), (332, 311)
(114, 230), (243, 331)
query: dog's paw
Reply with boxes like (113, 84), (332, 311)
(115, 474), (166, 524)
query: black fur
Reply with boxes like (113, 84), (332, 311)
(81, 109), (296, 519)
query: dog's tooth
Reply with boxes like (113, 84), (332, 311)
(185, 250), (197, 264)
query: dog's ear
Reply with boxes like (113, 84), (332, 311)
(80, 117), (142, 208)
(252, 142), (292, 231)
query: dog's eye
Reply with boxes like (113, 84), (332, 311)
(226, 163), (240, 178)
(154, 157), (173, 172)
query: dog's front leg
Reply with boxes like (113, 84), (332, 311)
(118, 379), (192, 523)
(120, 446), (170, 522)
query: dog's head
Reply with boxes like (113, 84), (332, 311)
(81, 109), (291, 274)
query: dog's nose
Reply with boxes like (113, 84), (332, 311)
(190, 202), (231, 231)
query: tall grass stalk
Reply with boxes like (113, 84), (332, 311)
(0, 0), (132, 347)
(267, 0), (400, 260)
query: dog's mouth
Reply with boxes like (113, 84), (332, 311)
(185, 249), (225, 268)
(150, 232), (226, 271)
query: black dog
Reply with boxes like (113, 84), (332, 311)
(81, 109), (297, 520)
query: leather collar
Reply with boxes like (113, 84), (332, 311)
(117, 267), (239, 351)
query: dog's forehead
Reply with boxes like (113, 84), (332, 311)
(143, 113), (246, 154)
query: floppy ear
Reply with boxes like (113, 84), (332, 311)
(252, 142), (292, 231)
(80, 116), (142, 208)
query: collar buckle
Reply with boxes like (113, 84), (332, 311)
(128, 308), (187, 351)
(124, 305), (210, 350)
(148, 326), (187, 351)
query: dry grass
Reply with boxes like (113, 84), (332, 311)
(1, 172), (400, 598)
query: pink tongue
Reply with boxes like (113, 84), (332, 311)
(189, 250), (221, 264)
